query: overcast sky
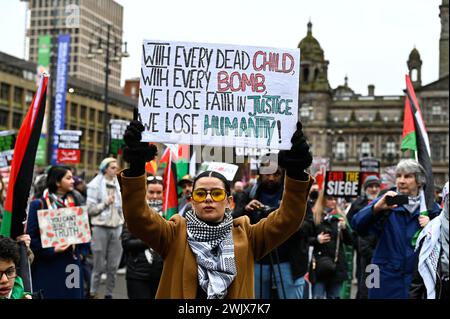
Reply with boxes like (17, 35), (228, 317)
(0, 0), (443, 95)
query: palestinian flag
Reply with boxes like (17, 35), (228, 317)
(162, 148), (178, 220)
(1, 75), (48, 239)
(401, 74), (435, 211)
(145, 158), (158, 175)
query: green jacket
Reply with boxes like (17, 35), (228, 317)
(9, 276), (31, 299)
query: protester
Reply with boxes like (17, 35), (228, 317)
(119, 120), (312, 298)
(233, 165), (314, 299)
(410, 182), (449, 299)
(0, 236), (32, 299)
(231, 181), (247, 215)
(177, 174), (193, 217)
(73, 176), (87, 205)
(346, 175), (381, 299)
(121, 175), (164, 299)
(309, 191), (353, 299)
(352, 159), (441, 298)
(87, 157), (124, 299)
(26, 165), (89, 299)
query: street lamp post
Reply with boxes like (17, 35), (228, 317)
(87, 24), (129, 158)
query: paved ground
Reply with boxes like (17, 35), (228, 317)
(94, 268), (358, 299)
(96, 269), (128, 299)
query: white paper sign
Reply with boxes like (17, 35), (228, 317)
(37, 206), (91, 248)
(139, 40), (300, 150)
(200, 162), (239, 181)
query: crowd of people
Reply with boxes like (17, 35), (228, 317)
(0, 121), (448, 300)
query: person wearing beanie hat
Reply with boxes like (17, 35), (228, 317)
(346, 174), (381, 299)
(87, 157), (124, 299)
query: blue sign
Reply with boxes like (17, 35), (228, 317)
(51, 34), (71, 165)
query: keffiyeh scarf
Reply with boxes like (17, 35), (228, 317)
(185, 210), (237, 299)
(42, 189), (76, 209)
(415, 194), (449, 299)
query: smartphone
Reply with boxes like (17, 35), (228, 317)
(385, 194), (409, 206)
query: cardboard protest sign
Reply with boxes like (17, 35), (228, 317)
(310, 157), (330, 190)
(325, 171), (361, 198)
(110, 119), (130, 155)
(139, 40), (300, 150)
(56, 130), (82, 164)
(37, 206), (91, 248)
(0, 130), (16, 168)
(199, 162), (239, 181)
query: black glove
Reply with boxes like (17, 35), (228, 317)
(122, 119), (157, 177)
(278, 121), (312, 180)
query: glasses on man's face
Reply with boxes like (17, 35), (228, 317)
(147, 176), (163, 182)
(192, 188), (227, 203)
(0, 267), (17, 280)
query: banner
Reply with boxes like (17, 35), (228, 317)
(36, 35), (52, 166)
(37, 206), (91, 248)
(139, 40), (300, 150)
(56, 130), (81, 164)
(325, 171), (361, 198)
(110, 119), (130, 155)
(359, 157), (380, 193)
(199, 161), (239, 181)
(0, 130), (16, 168)
(51, 34), (71, 165)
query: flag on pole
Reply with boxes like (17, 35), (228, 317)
(1, 74), (48, 239)
(401, 74), (435, 211)
(162, 148), (178, 220)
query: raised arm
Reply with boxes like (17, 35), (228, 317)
(250, 175), (312, 260)
(250, 121), (313, 260)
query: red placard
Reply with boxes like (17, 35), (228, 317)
(57, 149), (80, 164)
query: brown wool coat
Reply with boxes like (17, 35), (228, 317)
(117, 171), (312, 299)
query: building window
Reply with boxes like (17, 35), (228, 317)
(360, 137), (371, 158)
(12, 113), (22, 129)
(80, 105), (86, 119)
(0, 83), (10, 100)
(25, 90), (35, 104)
(335, 138), (346, 161)
(432, 105), (442, 115)
(14, 87), (23, 104)
(0, 110), (8, 127)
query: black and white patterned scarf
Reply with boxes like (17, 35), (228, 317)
(185, 210), (237, 299)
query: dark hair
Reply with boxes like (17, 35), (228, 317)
(46, 165), (72, 193)
(193, 171), (231, 195)
(147, 175), (164, 186)
(0, 236), (20, 265)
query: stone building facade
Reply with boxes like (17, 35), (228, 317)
(298, 0), (449, 186)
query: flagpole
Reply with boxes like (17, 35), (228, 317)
(164, 149), (172, 217)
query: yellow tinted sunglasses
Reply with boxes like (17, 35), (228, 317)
(192, 188), (227, 203)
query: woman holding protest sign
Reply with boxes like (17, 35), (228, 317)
(118, 117), (313, 299)
(26, 165), (89, 299)
(309, 191), (353, 299)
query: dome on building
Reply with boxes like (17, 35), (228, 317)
(333, 76), (355, 98)
(298, 21), (325, 62)
(408, 47), (421, 62)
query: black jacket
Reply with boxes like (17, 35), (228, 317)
(309, 214), (353, 283)
(232, 181), (314, 280)
(121, 224), (163, 281)
(347, 196), (378, 261)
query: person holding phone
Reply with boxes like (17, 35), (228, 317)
(352, 159), (441, 299)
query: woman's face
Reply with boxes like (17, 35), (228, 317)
(325, 196), (337, 209)
(57, 170), (74, 194)
(191, 177), (232, 223)
(147, 183), (163, 201)
(396, 172), (419, 196)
